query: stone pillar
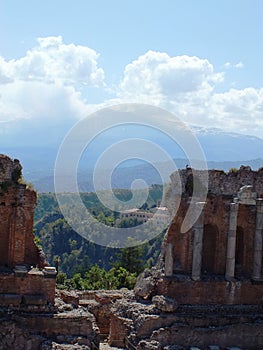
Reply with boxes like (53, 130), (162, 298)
(225, 202), (239, 280)
(252, 198), (263, 280)
(192, 202), (206, 281)
(164, 243), (173, 276)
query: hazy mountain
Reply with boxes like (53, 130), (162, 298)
(193, 126), (263, 161)
(1, 126), (263, 192)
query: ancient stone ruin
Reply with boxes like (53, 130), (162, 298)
(0, 154), (56, 307)
(130, 166), (263, 349)
(0, 155), (263, 349)
(157, 166), (263, 304)
(0, 155), (99, 350)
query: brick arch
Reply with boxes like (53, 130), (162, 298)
(202, 224), (218, 275)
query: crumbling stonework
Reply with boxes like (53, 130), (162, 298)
(107, 291), (263, 350)
(0, 155), (101, 350)
(0, 295), (99, 350)
(131, 167), (263, 349)
(154, 166), (263, 304)
(0, 155), (56, 307)
(1, 156), (263, 349)
(170, 165), (263, 197)
(0, 155), (44, 268)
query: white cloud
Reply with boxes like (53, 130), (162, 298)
(118, 51), (263, 138)
(0, 40), (262, 143)
(0, 36), (104, 87)
(224, 61), (244, 69)
(0, 36), (105, 126)
(0, 80), (89, 122)
(235, 62), (244, 69)
(119, 51), (224, 103)
(0, 80), (93, 147)
(209, 87), (263, 133)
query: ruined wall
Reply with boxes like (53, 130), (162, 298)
(156, 278), (263, 304)
(0, 271), (56, 305)
(0, 155), (55, 307)
(164, 167), (263, 278)
(170, 166), (263, 197)
(110, 291), (263, 350)
(165, 196), (258, 278)
(0, 152), (99, 349)
(165, 195), (231, 275)
(0, 155), (43, 268)
(133, 166), (263, 307)
(0, 156), (21, 182)
(0, 304), (99, 350)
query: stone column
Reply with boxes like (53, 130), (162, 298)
(164, 243), (173, 276)
(252, 198), (263, 280)
(225, 202), (239, 280)
(192, 202), (206, 281)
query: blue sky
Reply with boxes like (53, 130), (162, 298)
(0, 0), (263, 147)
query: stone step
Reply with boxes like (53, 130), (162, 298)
(99, 343), (124, 350)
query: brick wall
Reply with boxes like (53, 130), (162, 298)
(156, 278), (263, 304)
(0, 184), (41, 268)
(0, 155), (55, 307)
(166, 195), (260, 279)
(0, 271), (56, 304)
(170, 166), (263, 197)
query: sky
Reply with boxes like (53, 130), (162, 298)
(0, 0), (263, 148)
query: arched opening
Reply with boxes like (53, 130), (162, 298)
(235, 226), (244, 277)
(202, 224), (218, 275)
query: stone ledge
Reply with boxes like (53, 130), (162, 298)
(0, 293), (21, 305)
(14, 265), (28, 277)
(156, 278), (263, 305)
(43, 266), (57, 279)
(23, 294), (47, 306)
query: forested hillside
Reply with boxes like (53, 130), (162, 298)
(34, 185), (167, 290)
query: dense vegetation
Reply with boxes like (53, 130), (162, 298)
(34, 185), (167, 290)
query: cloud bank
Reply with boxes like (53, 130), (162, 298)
(0, 36), (263, 145)
(0, 36), (103, 123)
(0, 36), (104, 86)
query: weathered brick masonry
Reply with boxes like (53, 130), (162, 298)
(160, 166), (263, 304)
(0, 154), (56, 306)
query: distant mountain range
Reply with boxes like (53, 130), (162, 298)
(1, 126), (263, 192)
(25, 157), (263, 193)
(191, 126), (263, 161)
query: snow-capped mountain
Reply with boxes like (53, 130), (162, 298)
(1, 124), (263, 191)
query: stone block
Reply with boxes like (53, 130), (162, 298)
(137, 339), (162, 349)
(43, 266), (57, 278)
(59, 290), (79, 307)
(152, 295), (178, 312)
(14, 265), (28, 277)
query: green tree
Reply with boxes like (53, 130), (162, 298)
(110, 267), (137, 289)
(72, 273), (84, 290)
(56, 272), (67, 286)
(84, 265), (108, 290)
(114, 239), (145, 275)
